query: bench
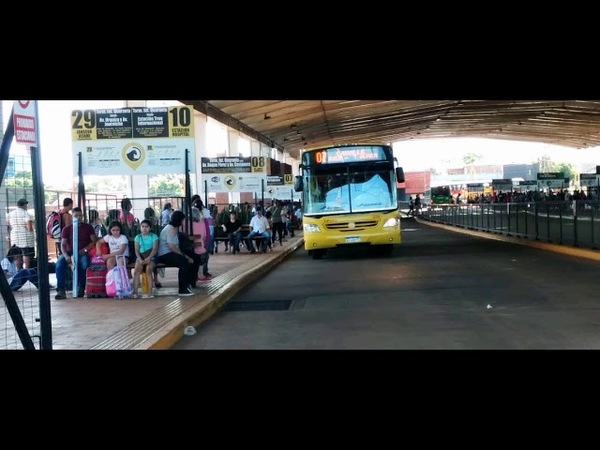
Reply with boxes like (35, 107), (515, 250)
(213, 224), (267, 253)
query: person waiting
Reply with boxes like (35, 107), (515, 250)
(246, 206), (271, 254)
(132, 219), (159, 299)
(270, 200), (285, 246)
(6, 198), (35, 269)
(1, 245), (51, 291)
(190, 207), (212, 281)
(55, 207), (97, 300)
(161, 203), (173, 227)
(96, 220), (129, 271)
(157, 210), (199, 296)
(223, 211), (243, 254)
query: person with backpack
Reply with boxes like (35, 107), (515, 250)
(46, 197), (73, 257)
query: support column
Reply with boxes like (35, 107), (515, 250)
(193, 114), (208, 196)
(227, 130), (240, 204)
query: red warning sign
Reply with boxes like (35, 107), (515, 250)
(13, 100), (37, 145)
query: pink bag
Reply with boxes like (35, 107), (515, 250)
(105, 255), (132, 299)
(105, 270), (117, 297)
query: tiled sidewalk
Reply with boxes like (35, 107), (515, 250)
(1, 234), (303, 350)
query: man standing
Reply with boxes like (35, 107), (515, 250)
(55, 197), (74, 256)
(7, 198), (35, 269)
(54, 207), (97, 300)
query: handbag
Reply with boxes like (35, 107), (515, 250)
(89, 242), (109, 257)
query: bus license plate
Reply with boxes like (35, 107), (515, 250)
(346, 236), (361, 243)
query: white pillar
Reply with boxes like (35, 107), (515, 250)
(228, 129), (239, 157)
(193, 112), (208, 196)
(251, 141), (261, 158)
(227, 130), (241, 204)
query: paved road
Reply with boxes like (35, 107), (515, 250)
(173, 218), (600, 349)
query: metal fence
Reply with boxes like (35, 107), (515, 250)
(419, 200), (600, 250)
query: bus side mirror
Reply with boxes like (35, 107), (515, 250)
(294, 175), (303, 192)
(396, 167), (405, 183)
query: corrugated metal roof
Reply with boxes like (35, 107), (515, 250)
(180, 100), (600, 161)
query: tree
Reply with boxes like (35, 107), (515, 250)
(463, 152), (483, 179)
(5, 170), (33, 187)
(556, 162), (576, 183)
(84, 175), (128, 194)
(462, 152), (483, 166)
(149, 174), (184, 197)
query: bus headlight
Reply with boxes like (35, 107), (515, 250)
(304, 223), (321, 232)
(382, 218), (399, 228)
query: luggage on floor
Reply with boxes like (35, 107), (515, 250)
(106, 255), (132, 299)
(85, 261), (107, 298)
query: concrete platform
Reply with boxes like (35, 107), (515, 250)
(45, 234), (303, 350)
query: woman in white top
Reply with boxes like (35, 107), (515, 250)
(96, 220), (129, 271)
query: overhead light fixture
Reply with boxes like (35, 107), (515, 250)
(264, 113), (271, 120)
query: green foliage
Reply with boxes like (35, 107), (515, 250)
(556, 162), (576, 182)
(5, 171), (33, 187)
(85, 175), (128, 194)
(462, 153), (482, 166)
(149, 174), (184, 197)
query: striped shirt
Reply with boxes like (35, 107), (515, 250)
(7, 207), (34, 248)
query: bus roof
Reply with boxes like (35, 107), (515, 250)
(302, 142), (391, 153)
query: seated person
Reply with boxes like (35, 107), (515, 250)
(1, 245), (50, 291)
(55, 207), (97, 299)
(132, 219), (159, 299)
(246, 206), (271, 253)
(222, 211), (243, 254)
(119, 198), (137, 229)
(96, 220), (129, 271)
(157, 210), (200, 296)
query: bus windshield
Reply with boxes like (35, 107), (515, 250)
(303, 163), (396, 215)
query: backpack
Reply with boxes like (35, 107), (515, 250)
(105, 255), (132, 299)
(46, 211), (62, 239)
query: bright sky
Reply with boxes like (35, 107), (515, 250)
(2, 101), (599, 188)
(393, 137), (599, 172)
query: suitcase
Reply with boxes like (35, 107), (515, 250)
(85, 263), (108, 298)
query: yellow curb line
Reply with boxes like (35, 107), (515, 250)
(133, 239), (305, 349)
(417, 217), (600, 262)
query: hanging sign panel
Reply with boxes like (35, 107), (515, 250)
(537, 172), (566, 189)
(13, 100), (38, 145)
(71, 105), (195, 175)
(201, 156), (266, 192)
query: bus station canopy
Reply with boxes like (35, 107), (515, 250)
(180, 100), (600, 161)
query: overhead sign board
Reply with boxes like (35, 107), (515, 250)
(71, 106), (195, 175)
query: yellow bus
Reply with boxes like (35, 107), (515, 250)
(294, 144), (405, 259)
